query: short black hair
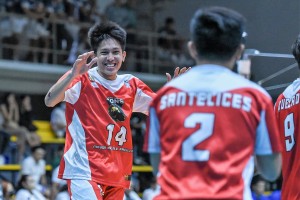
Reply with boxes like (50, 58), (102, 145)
(292, 34), (300, 69)
(190, 6), (246, 61)
(88, 21), (127, 53)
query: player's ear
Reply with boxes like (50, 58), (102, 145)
(122, 51), (126, 62)
(235, 44), (245, 60)
(187, 41), (197, 60)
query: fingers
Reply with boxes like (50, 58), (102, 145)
(77, 51), (95, 61)
(166, 73), (172, 82)
(87, 57), (98, 68)
(173, 67), (180, 78)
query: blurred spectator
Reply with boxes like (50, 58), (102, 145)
(124, 174), (141, 200)
(20, 146), (49, 197)
(130, 113), (147, 165)
(105, 0), (137, 30)
(0, 0), (28, 60)
(0, 93), (28, 162)
(15, 175), (46, 200)
(157, 17), (177, 50)
(0, 175), (15, 200)
(0, 130), (10, 165)
(142, 177), (160, 200)
(51, 164), (68, 200)
(46, 0), (73, 64)
(21, 0), (51, 63)
(19, 95), (41, 147)
(50, 102), (66, 138)
(54, 185), (69, 200)
(251, 175), (270, 200)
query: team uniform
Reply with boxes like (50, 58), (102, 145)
(57, 67), (155, 198)
(274, 78), (300, 200)
(144, 65), (282, 200)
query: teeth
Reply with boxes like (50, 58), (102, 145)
(106, 64), (115, 67)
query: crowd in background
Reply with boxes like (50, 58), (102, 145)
(0, 0), (194, 73)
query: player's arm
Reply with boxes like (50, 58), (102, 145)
(45, 51), (97, 107)
(255, 153), (282, 181)
(150, 153), (161, 176)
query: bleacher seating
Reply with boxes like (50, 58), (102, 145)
(10, 120), (65, 144)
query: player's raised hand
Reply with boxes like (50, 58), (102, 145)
(166, 66), (191, 82)
(71, 51), (98, 77)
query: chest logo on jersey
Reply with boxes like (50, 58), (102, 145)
(107, 97), (126, 122)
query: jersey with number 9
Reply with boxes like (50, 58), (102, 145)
(274, 79), (300, 200)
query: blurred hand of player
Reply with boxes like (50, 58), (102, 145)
(166, 66), (191, 82)
(71, 51), (98, 77)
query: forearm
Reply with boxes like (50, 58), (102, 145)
(45, 72), (75, 107)
(256, 153), (282, 181)
(150, 153), (161, 177)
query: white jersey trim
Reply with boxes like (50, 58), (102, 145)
(62, 110), (91, 179)
(147, 107), (161, 153)
(242, 156), (255, 200)
(65, 81), (81, 104)
(133, 88), (153, 115)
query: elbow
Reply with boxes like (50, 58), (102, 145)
(44, 97), (56, 108)
(256, 153), (282, 182)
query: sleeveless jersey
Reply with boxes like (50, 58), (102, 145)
(144, 65), (282, 200)
(274, 78), (300, 200)
(58, 67), (156, 189)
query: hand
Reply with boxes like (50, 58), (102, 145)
(71, 51), (98, 77)
(166, 66), (191, 82)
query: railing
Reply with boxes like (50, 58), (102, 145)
(0, 12), (192, 74)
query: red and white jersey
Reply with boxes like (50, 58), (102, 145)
(144, 65), (282, 200)
(274, 78), (300, 200)
(58, 67), (156, 189)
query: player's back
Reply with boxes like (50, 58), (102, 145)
(275, 79), (300, 200)
(145, 65), (281, 200)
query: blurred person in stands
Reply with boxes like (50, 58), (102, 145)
(44, 19), (187, 199)
(19, 95), (41, 146)
(50, 102), (66, 138)
(20, 145), (50, 198)
(0, 175), (15, 200)
(142, 177), (160, 200)
(0, 93), (28, 162)
(274, 34), (300, 200)
(51, 146), (67, 200)
(144, 6), (282, 200)
(46, 0), (73, 64)
(251, 175), (269, 200)
(0, 0), (28, 60)
(21, 0), (50, 63)
(15, 174), (47, 200)
(0, 129), (10, 165)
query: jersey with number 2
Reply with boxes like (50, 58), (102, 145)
(144, 65), (282, 200)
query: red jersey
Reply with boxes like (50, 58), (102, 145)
(144, 65), (282, 200)
(58, 67), (156, 188)
(274, 78), (300, 200)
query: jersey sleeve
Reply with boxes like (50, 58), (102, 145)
(255, 98), (282, 155)
(62, 71), (85, 105)
(132, 78), (156, 115)
(143, 106), (161, 153)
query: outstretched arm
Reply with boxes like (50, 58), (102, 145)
(166, 66), (191, 82)
(45, 51), (97, 107)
